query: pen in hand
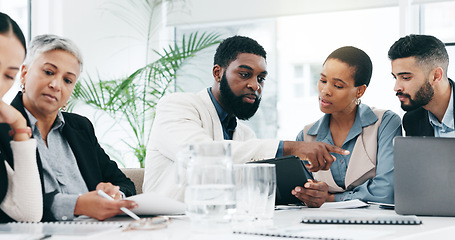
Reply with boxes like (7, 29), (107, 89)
(97, 190), (140, 220)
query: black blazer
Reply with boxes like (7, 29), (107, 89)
(0, 92), (135, 222)
(0, 130), (14, 223)
(403, 78), (455, 136)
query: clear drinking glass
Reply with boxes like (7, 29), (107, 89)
(233, 163), (276, 222)
(184, 142), (235, 232)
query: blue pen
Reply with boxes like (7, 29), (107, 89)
(97, 190), (140, 220)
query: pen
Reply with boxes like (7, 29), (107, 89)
(36, 234), (52, 240)
(97, 189), (140, 220)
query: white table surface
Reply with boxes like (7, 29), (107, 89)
(3, 205), (455, 240)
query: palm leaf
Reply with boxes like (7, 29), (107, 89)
(70, 31), (221, 167)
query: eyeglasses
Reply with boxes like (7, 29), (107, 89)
(123, 216), (170, 231)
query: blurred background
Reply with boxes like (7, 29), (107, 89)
(1, 0), (454, 167)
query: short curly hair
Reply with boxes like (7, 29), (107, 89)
(213, 35), (266, 68)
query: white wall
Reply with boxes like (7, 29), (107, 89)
(166, 0), (449, 26)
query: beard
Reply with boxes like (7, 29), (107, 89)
(397, 80), (434, 111)
(219, 73), (261, 120)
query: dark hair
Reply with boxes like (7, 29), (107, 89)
(324, 46), (373, 87)
(0, 12), (26, 54)
(214, 35), (266, 68)
(388, 34), (448, 77)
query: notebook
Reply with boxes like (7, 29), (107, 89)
(0, 221), (124, 236)
(394, 136), (455, 216)
(233, 226), (350, 240)
(252, 155), (313, 205)
(301, 215), (421, 225)
(233, 224), (394, 240)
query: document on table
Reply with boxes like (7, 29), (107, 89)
(125, 191), (185, 215)
(320, 199), (369, 209)
(0, 221), (124, 237)
(0, 234), (47, 240)
(276, 199), (369, 210)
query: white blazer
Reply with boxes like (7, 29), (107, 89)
(143, 89), (279, 201)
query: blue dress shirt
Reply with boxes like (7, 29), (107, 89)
(207, 88), (237, 140)
(296, 104), (402, 204)
(25, 109), (89, 220)
(429, 88), (455, 137)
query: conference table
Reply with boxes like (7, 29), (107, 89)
(4, 204), (454, 240)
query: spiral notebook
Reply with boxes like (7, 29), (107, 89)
(233, 226), (351, 240)
(301, 215), (421, 225)
(0, 221), (125, 236)
(233, 224), (393, 240)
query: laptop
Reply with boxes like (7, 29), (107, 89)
(394, 136), (455, 216)
(252, 155), (313, 205)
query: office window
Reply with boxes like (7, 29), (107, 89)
(293, 64), (305, 99)
(294, 65), (304, 78)
(447, 45), (455, 76)
(291, 63), (320, 99)
(0, 0), (29, 40)
(420, 1), (455, 42)
(420, 1), (455, 76)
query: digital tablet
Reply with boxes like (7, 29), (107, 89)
(251, 155), (313, 205)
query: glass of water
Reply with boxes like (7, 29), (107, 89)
(184, 142), (235, 232)
(233, 163), (276, 223)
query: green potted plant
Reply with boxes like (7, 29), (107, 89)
(68, 0), (221, 167)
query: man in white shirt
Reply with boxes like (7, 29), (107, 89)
(143, 35), (348, 203)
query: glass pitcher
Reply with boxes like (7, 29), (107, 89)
(182, 142), (235, 231)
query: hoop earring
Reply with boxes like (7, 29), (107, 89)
(355, 98), (361, 105)
(60, 103), (67, 112)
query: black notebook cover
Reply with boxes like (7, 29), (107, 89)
(301, 215), (422, 225)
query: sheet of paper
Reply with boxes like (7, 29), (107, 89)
(0, 222), (123, 236)
(320, 199), (369, 209)
(0, 234), (45, 240)
(125, 191), (185, 215)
